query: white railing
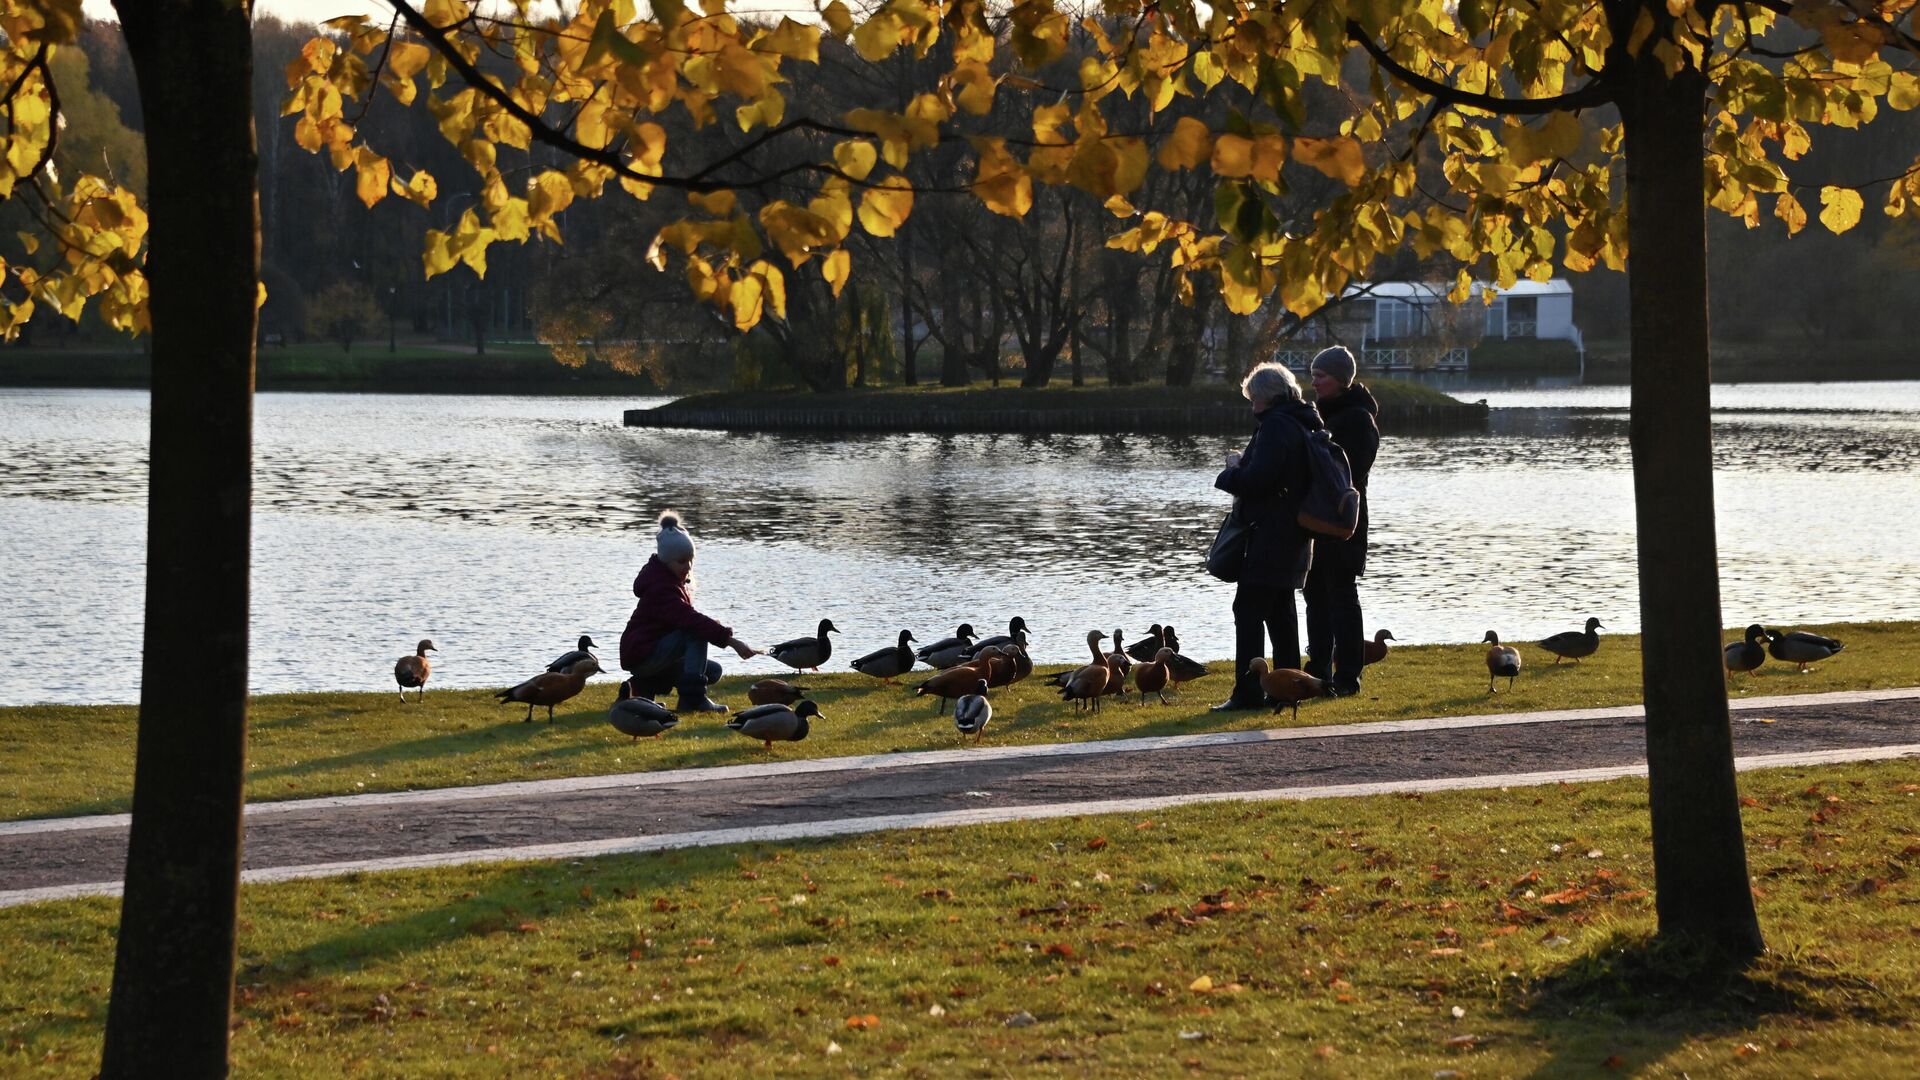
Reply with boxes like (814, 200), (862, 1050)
(1275, 346), (1469, 373)
(1507, 320), (1538, 338)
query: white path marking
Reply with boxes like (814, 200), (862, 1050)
(6, 686), (1912, 839)
(6, 740), (1918, 909)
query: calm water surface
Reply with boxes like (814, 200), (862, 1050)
(2, 384), (1916, 705)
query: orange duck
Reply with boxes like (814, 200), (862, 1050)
(394, 639), (436, 703)
(1246, 657), (1327, 720)
(496, 657), (603, 723)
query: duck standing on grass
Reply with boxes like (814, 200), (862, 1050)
(916, 623), (977, 669)
(729, 699), (821, 751)
(1484, 631), (1522, 693)
(1767, 628), (1844, 673)
(393, 638), (435, 703)
(497, 657), (603, 723)
(851, 629), (918, 684)
(770, 618), (838, 674)
(954, 680), (993, 743)
(1246, 657), (1327, 720)
(1724, 624), (1769, 680)
(608, 695), (678, 740)
(619, 512), (760, 715)
(1539, 617), (1604, 665)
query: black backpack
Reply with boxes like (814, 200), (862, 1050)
(1295, 426), (1360, 541)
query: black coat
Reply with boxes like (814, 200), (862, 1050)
(1214, 399), (1323, 589)
(1314, 383), (1381, 574)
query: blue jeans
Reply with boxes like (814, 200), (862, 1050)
(630, 630), (715, 696)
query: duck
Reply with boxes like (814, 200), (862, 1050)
(1363, 629), (1396, 666)
(1164, 652), (1211, 691)
(1484, 631), (1522, 693)
(393, 638), (435, 703)
(728, 699), (821, 750)
(915, 661), (995, 715)
(770, 618), (838, 673)
(915, 623), (977, 669)
(1004, 643), (1034, 684)
(748, 678), (808, 706)
(1103, 630), (1131, 699)
(1766, 628), (1845, 673)
(545, 634), (599, 673)
(851, 629), (918, 684)
(608, 695), (679, 739)
(1125, 625), (1170, 663)
(1059, 630), (1113, 713)
(1724, 624), (1769, 680)
(1247, 658), (1327, 720)
(981, 648), (1019, 689)
(496, 657), (603, 723)
(1539, 617), (1604, 665)
(1162, 625), (1182, 654)
(1107, 629), (1133, 675)
(1133, 647), (1173, 705)
(953, 680), (993, 742)
(962, 616), (1030, 660)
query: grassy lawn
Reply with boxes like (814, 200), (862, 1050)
(1, 621), (1909, 824)
(657, 376), (1470, 413)
(7, 759), (1920, 1077)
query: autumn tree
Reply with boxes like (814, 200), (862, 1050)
(307, 278), (384, 351)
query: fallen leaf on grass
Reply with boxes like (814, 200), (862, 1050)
(1735, 1042), (1763, 1057)
(844, 1014), (880, 1030)
(1004, 1010), (1037, 1027)
(1179, 1030), (1208, 1040)
(820, 956), (841, 967)
(825, 1040), (842, 1054)
(1442, 1033), (1486, 1049)
(1087, 837), (1108, 850)
(1042, 943), (1075, 958)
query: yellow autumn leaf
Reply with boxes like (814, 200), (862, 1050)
(821, 248), (850, 297)
(1158, 117), (1212, 171)
(1775, 190), (1807, 236)
(391, 168), (438, 208)
(952, 61), (995, 115)
(1211, 133), (1254, 178)
(833, 140), (878, 182)
(822, 0), (854, 38)
(759, 17), (820, 62)
(1189, 975), (1214, 993)
(354, 149), (391, 209)
(1818, 186), (1862, 233)
(386, 41), (430, 81)
(689, 190), (736, 216)
(971, 138), (1033, 217)
(858, 177), (914, 237)
(1293, 136), (1366, 186)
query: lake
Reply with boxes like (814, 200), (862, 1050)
(2, 383), (1916, 705)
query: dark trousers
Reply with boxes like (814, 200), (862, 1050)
(1232, 582), (1300, 702)
(1303, 566), (1364, 690)
(629, 630), (712, 697)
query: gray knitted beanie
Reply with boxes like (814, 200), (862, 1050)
(656, 511), (695, 561)
(1310, 345), (1357, 387)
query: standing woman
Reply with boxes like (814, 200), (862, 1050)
(619, 512), (758, 714)
(1211, 362), (1325, 711)
(1303, 346), (1381, 697)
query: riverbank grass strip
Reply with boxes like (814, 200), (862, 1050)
(7, 760), (1920, 1077)
(2, 620), (1911, 823)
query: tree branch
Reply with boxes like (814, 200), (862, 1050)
(1348, 20), (1617, 114)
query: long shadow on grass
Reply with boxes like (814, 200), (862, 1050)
(1511, 931), (1904, 1077)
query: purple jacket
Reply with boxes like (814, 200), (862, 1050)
(619, 555), (733, 671)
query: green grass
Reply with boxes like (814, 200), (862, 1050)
(2, 621), (1909, 824)
(658, 376), (1470, 413)
(8, 758), (1920, 1076)
(1468, 338), (1582, 374)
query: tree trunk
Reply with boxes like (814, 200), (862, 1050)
(103, 1), (260, 1074)
(1620, 42), (1764, 959)
(897, 231), (917, 386)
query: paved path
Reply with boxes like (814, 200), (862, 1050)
(3, 689), (1915, 907)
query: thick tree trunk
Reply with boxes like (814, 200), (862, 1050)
(103, 1), (260, 1074)
(1620, 46), (1764, 959)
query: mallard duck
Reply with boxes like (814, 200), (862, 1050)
(953, 680), (993, 742)
(1162, 625), (1182, 654)
(608, 695), (678, 739)
(1363, 629), (1396, 666)
(1539, 617), (1604, 665)
(1484, 631), (1521, 693)
(851, 629), (918, 684)
(915, 661), (994, 714)
(1247, 658), (1327, 720)
(393, 638), (435, 703)
(1133, 647), (1173, 705)
(728, 699), (821, 750)
(1724, 624), (1769, 680)
(496, 657), (602, 723)
(1126, 625), (1169, 663)
(546, 634), (598, 673)
(770, 618), (838, 672)
(962, 616), (1030, 660)
(1767, 628), (1844, 673)
(748, 678), (808, 706)
(1165, 652), (1211, 690)
(916, 623), (977, 669)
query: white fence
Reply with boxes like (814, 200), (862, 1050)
(1274, 346), (1470, 373)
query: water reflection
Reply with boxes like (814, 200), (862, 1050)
(2, 386), (1916, 704)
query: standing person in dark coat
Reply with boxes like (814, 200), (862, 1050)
(619, 512), (759, 714)
(1303, 346), (1381, 696)
(1210, 362), (1325, 711)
